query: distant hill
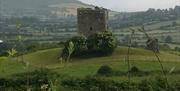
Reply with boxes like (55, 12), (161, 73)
(110, 6), (180, 29)
(2, 0), (94, 16)
(3, 0), (82, 9)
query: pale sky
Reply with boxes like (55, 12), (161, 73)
(79, 0), (180, 12)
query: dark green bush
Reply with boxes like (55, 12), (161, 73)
(97, 65), (113, 76)
(129, 66), (140, 73)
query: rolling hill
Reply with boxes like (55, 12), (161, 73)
(2, 0), (93, 16)
(0, 47), (180, 78)
(3, 0), (83, 9)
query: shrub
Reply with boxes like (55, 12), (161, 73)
(165, 36), (173, 43)
(150, 76), (171, 91)
(128, 66), (148, 76)
(129, 66), (140, 73)
(97, 65), (113, 76)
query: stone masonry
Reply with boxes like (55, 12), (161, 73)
(77, 7), (108, 36)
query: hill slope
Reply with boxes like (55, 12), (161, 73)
(2, 0), (93, 16)
(0, 47), (180, 78)
(3, 0), (82, 9)
(23, 47), (180, 66)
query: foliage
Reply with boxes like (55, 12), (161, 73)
(61, 76), (132, 91)
(61, 35), (87, 60)
(97, 65), (113, 76)
(7, 48), (17, 57)
(129, 66), (140, 73)
(174, 47), (180, 51)
(87, 31), (117, 55)
(61, 31), (117, 60)
(61, 76), (179, 91)
(0, 42), (9, 56)
(165, 36), (173, 43)
(110, 7), (179, 29)
(1, 73), (179, 91)
(0, 68), (62, 91)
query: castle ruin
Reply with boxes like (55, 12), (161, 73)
(77, 7), (108, 36)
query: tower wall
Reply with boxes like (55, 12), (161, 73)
(77, 7), (108, 36)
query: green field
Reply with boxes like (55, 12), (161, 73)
(0, 47), (180, 82)
(114, 19), (180, 47)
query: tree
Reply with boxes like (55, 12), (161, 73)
(174, 47), (180, 51)
(0, 42), (9, 56)
(172, 21), (177, 26)
(61, 35), (87, 60)
(87, 31), (117, 55)
(165, 36), (173, 43)
(61, 31), (117, 60)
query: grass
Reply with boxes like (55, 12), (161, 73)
(113, 19), (180, 45)
(24, 48), (62, 66)
(0, 58), (26, 78)
(0, 47), (180, 81)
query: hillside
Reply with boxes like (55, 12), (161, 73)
(3, 0), (82, 9)
(2, 0), (93, 16)
(0, 47), (180, 78)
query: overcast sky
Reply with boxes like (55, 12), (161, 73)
(78, 0), (180, 12)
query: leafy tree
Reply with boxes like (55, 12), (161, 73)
(61, 35), (87, 60)
(87, 31), (117, 55)
(172, 21), (177, 26)
(61, 31), (117, 60)
(165, 36), (173, 43)
(0, 43), (9, 56)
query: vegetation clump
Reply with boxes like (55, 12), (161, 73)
(87, 31), (117, 55)
(129, 66), (140, 73)
(97, 65), (113, 76)
(61, 76), (178, 91)
(61, 31), (117, 60)
(61, 35), (87, 60)
(0, 68), (61, 91)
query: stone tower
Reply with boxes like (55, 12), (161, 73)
(77, 7), (108, 36)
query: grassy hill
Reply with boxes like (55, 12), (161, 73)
(2, 0), (93, 16)
(0, 47), (180, 80)
(114, 19), (180, 48)
(3, 0), (82, 9)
